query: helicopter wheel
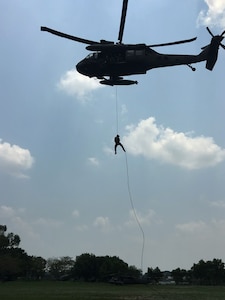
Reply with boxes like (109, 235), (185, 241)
(187, 64), (196, 71)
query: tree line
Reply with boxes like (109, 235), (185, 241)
(1, 225), (225, 285)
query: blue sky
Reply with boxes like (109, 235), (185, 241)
(1, 0), (225, 272)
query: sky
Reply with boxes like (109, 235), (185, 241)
(1, 0), (225, 272)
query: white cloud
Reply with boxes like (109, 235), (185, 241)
(125, 209), (161, 228)
(57, 69), (103, 102)
(75, 224), (88, 232)
(176, 220), (207, 234)
(211, 218), (225, 231)
(72, 209), (80, 218)
(165, 219), (225, 268)
(34, 218), (63, 228)
(175, 219), (225, 243)
(121, 104), (128, 115)
(93, 216), (112, 232)
(123, 117), (225, 170)
(210, 200), (225, 208)
(103, 146), (114, 156)
(0, 205), (15, 218)
(87, 157), (100, 166)
(197, 0), (225, 28)
(0, 205), (38, 239)
(95, 119), (104, 125)
(0, 139), (34, 178)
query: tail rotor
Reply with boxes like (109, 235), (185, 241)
(204, 27), (225, 70)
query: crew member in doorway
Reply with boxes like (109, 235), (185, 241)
(114, 134), (126, 154)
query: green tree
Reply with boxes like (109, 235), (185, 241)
(191, 259), (225, 285)
(0, 225), (21, 250)
(0, 225), (9, 249)
(47, 256), (74, 280)
(98, 256), (129, 280)
(127, 265), (142, 278)
(7, 232), (20, 248)
(72, 254), (131, 282)
(147, 267), (162, 283)
(28, 256), (46, 280)
(0, 247), (30, 281)
(73, 253), (98, 281)
(171, 268), (187, 284)
(0, 225), (29, 281)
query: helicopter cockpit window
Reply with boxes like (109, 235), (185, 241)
(135, 50), (144, 56)
(85, 53), (93, 59)
(85, 53), (98, 59)
(126, 50), (135, 57)
(126, 49), (145, 57)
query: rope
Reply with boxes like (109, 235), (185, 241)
(114, 87), (145, 272)
(124, 154), (167, 300)
(114, 92), (167, 298)
(124, 152), (145, 272)
(115, 86), (119, 134)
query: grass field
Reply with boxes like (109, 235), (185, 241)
(0, 281), (225, 300)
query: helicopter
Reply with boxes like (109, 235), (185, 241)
(41, 0), (225, 86)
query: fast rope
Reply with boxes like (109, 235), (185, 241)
(125, 152), (145, 272)
(114, 92), (169, 300)
(115, 86), (119, 134)
(114, 87), (145, 272)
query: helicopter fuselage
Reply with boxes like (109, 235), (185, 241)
(41, 0), (225, 85)
(76, 46), (207, 79)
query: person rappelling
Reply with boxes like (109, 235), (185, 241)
(114, 134), (126, 154)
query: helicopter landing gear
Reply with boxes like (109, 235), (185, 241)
(187, 64), (196, 71)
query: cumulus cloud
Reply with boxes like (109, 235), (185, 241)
(176, 220), (207, 234)
(176, 219), (225, 238)
(0, 139), (34, 178)
(57, 69), (103, 102)
(34, 218), (63, 228)
(93, 216), (112, 232)
(75, 224), (88, 232)
(87, 157), (100, 166)
(211, 218), (225, 231)
(0, 205), (38, 239)
(125, 209), (161, 228)
(121, 104), (128, 115)
(197, 0), (225, 28)
(103, 145), (114, 156)
(0, 205), (16, 219)
(210, 200), (225, 208)
(72, 209), (80, 218)
(123, 117), (225, 170)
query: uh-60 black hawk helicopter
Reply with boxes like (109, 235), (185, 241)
(41, 0), (225, 86)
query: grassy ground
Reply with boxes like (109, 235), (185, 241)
(0, 281), (225, 300)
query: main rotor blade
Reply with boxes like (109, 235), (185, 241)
(40, 26), (98, 45)
(118, 0), (128, 43)
(206, 27), (214, 37)
(147, 37), (197, 48)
